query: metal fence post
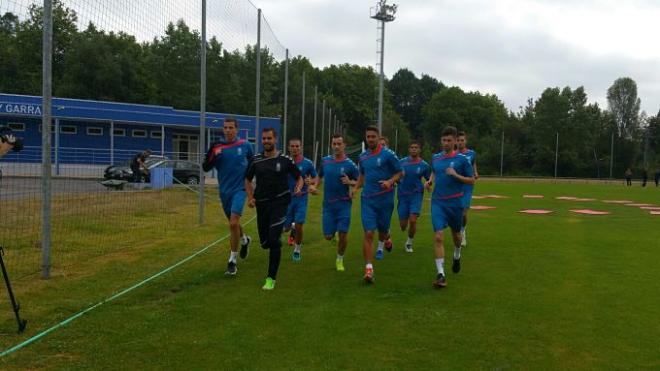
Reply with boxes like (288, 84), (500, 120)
(41, 0), (53, 279)
(554, 132), (559, 178)
(283, 48), (289, 152)
(255, 9), (262, 151)
(198, 0), (207, 225)
(301, 70), (306, 155)
(313, 86), (318, 164)
(499, 131), (504, 177)
(320, 99), (325, 164)
(609, 132), (614, 179)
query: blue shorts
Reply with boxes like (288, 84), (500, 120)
(431, 200), (463, 232)
(322, 201), (352, 236)
(462, 188), (474, 209)
(220, 190), (246, 219)
(285, 196), (309, 228)
(361, 194), (394, 232)
(397, 193), (424, 221)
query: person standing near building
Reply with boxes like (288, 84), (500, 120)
(283, 138), (318, 262)
(457, 131), (478, 247)
(641, 169), (648, 187)
(655, 169), (660, 187)
(130, 149), (152, 183)
(426, 126), (474, 288)
(319, 133), (359, 272)
(625, 168), (633, 186)
(0, 127), (23, 158)
(202, 117), (253, 276)
(245, 128), (303, 290)
(351, 126), (403, 283)
(397, 140), (431, 253)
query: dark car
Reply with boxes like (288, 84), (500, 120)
(103, 155), (168, 181)
(104, 158), (201, 185)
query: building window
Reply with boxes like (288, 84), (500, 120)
(38, 124), (56, 133)
(132, 129), (147, 138)
(113, 128), (125, 137)
(151, 130), (163, 139)
(60, 125), (77, 134)
(7, 123), (25, 131)
(87, 127), (103, 136)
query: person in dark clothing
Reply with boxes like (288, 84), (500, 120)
(655, 170), (660, 187)
(625, 168), (632, 186)
(0, 127), (23, 158)
(130, 149), (152, 183)
(641, 169), (648, 187)
(245, 128), (303, 290)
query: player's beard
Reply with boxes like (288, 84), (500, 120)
(263, 142), (274, 152)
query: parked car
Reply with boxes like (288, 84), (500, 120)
(103, 155), (168, 181)
(104, 159), (201, 185)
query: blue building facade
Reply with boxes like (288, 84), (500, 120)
(0, 93), (281, 166)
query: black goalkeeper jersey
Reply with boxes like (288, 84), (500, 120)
(246, 152), (302, 203)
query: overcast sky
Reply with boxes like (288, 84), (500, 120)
(255, 0), (660, 115)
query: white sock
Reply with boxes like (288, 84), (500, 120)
(377, 240), (384, 252)
(229, 251), (238, 263)
(294, 244), (301, 253)
(454, 246), (462, 259)
(337, 254), (344, 261)
(435, 258), (445, 274)
(366, 263), (373, 270)
(406, 237), (413, 245)
(241, 234), (248, 244)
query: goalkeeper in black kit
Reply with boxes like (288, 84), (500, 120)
(245, 127), (303, 290)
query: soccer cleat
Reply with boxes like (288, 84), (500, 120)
(404, 242), (413, 253)
(262, 277), (276, 290)
(292, 251), (301, 262)
(433, 273), (447, 288)
(364, 267), (374, 284)
(375, 249), (384, 260)
(336, 259), (345, 272)
(225, 261), (237, 276)
(384, 239), (393, 252)
(461, 230), (467, 247)
(240, 236), (251, 259)
(452, 257), (461, 273)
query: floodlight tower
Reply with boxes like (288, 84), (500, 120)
(371, 0), (397, 133)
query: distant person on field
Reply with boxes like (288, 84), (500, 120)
(130, 149), (152, 183)
(655, 169), (660, 187)
(641, 169), (648, 187)
(624, 168), (632, 186)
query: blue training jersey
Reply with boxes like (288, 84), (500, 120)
(398, 156), (431, 196)
(210, 139), (254, 195)
(288, 156), (318, 198)
(358, 144), (402, 199)
(459, 148), (477, 191)
(431, 150), (474, 206)
(319, 155), (359, 205)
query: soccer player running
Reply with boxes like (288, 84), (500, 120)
(319, 133), (359, 271)
(426, 126), (475, 288)
(397, 140), (431, 253)
(457, 131), (479, 247)
(245, 128), (303, 290)
(283, 138), (318, 262)
(351, 126), (403, 283)
(202, 117), (253, 276)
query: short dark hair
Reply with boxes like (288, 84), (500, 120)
(409, 140), (421, 147)
(262, 127), (277, 138)
(441, 126), (458, 138)
(223, 117), (238, 127)
(365, 125), (379, 134)
(331, 133), (344, 141)
(288, 137), (301, 145)
(457, 131), (466, 137)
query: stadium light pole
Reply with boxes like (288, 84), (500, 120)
(371, 1), (397, 133)
(255, 9), (262, 151)
(41, 0), (53, 279)
(283, 48), (289, 152)
(198, 0), (207, 225)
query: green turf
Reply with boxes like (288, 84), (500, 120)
(1, 181), (659, 370)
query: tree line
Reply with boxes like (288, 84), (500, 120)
(1, 1), (658, 177)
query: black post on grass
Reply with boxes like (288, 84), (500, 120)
(0, 247), (27, 333)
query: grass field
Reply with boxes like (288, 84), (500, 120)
(1, 181), (659, 370)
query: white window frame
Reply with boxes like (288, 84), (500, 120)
(132, 129), (147, 138)
(150, 130), (163, 139)
(113, 128), (126, 137)
(60, 125), (77, 135)
(7, 122), (25, 131)
(38, 124), (56, 133)
(86, 127), (103, 136)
